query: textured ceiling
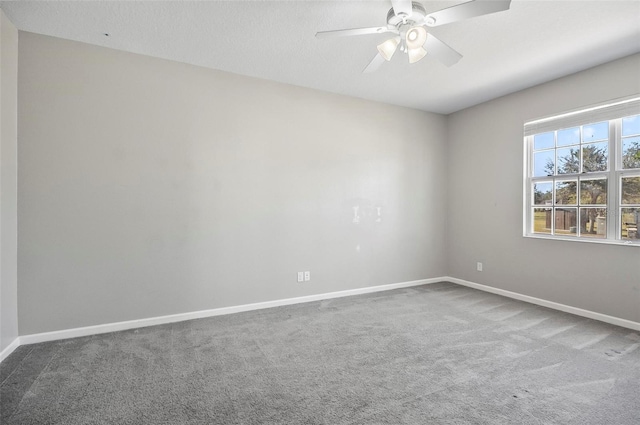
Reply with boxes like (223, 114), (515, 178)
(2, 0), (639, 114)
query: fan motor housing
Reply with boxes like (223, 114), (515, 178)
(386, 2), (427, 27)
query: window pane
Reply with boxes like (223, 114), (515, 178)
(533, 182), (553, 205)
(621, 176), (640, 204)
(534, 132), (554, 150)
(582, 142), (608, 172)
(533, 150), (554, 177)
(580, 178), (607, 205)
(533, 208), (551, 234)
(557, 127), (579, 147)
(582, 121), (608, 142)
(622, 115), (640, 137)
(622, 135), (640, 169)
(621, 208), (639, 240)
(580, 208), (606, 238)
(557, 147), (579, 174)
(554, 207), (577, 236)
(527, 108), (640, 243)
(555, 180), (577, 205)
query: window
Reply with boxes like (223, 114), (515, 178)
(524, 97), (640, 245)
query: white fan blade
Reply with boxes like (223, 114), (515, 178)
(425, 0), (511, 27)
(424, 33), (462, 67)
(316, 27), (392, 38)
(391, 0), (413, 16)
(363, 53), (386, 73)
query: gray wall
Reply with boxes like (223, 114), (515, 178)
(18, 32), (448, 335)
(0, 10), (19, 353)
(15, 32), (640, 337)
(446, 53), (640, 323)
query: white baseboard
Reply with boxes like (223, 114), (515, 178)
(6, 275), (639, 362)
(0, 337), (21, 363)
(18, 278), (442, 346)
(444, 276), (640, 332)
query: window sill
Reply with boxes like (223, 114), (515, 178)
(524, 233), (640, 247)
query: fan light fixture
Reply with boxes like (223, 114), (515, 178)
(377, 37), (400, 61)
(405, 26), (427, 63)
(408, 47), (427, 64)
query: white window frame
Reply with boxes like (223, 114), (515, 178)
(523, 96), (640, 247)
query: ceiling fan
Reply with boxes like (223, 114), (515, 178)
(316, 0), (512, 72)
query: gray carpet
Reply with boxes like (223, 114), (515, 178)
(1, 282), (639, 424)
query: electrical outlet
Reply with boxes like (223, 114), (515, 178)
(297, 272), (304, 282)
(304, 271), (310, 281)
(477, 262), (483, 272)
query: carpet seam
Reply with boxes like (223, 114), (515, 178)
(6, 343), (64, 422)
(1, 347), (38, 422)
(0, 345), (35, 388)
